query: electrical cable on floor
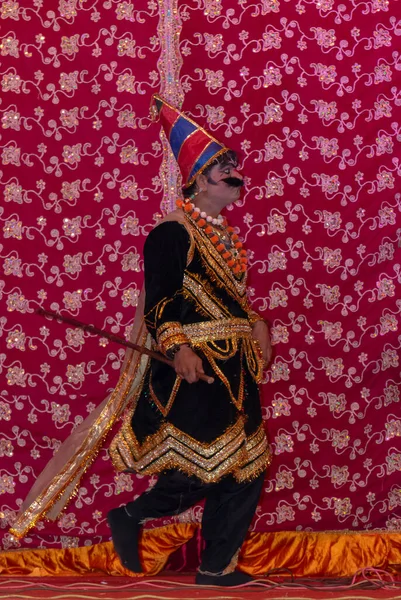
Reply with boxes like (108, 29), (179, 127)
(0, 567), (401, 594)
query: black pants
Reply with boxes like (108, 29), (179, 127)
(125, 469), (265, 575)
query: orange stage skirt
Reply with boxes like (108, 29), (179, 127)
(1, 524), (400, 578)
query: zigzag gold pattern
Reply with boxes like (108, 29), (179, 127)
(110, 417), (250, 483)
(110, 406), (270, 483)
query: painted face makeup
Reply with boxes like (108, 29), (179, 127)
(221, 176), (244, 188)
(207, 163), (244, 188)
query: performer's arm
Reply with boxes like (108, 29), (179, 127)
(246, 303), (273, 366)
(143, 221), (207, 383)
(144, 221), (190, 352)
(252, 319), (273, 366)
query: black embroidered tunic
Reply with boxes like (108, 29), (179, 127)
(109, 212), (271, 483)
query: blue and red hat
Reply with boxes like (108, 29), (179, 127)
(152, 94), (230, 188)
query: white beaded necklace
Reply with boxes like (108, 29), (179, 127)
(185, 202), (224, 227)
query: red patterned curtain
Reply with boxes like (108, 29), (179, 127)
(1, 0), (400, 553)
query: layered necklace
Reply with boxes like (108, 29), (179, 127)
(176, 198), (247, 275)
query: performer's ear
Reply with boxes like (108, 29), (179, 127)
(195, 173), (207, 194)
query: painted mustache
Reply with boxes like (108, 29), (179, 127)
(222, 177), (244, 188)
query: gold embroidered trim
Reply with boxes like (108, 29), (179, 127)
(156, 320), (181, 338)
(205, 338), (238, 360)
(162, 332), (189, 353)
(183, 318), (252, 346)
(157, 318), (252, 355)
(156, 298), (171, 323)
(144, 297), (172, 331)
(182, 273), (227, 320)
(235, 447), (272, 482)
(234, 425), (272, 482)
(222, 548), (241, 575)
(156, 321), (190, 354)
(186, 146), (230, 187)
(184, 214), (248, 304)
(199, 546), (241, 577)
(243, 338), (265, 384)
(149, 372), (181, 417)
(201, 343), (245, 411)
(248, 310), (265, 327)
(109, 418), (249, 484)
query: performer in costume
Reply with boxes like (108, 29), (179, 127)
(10, 95), (272, 587)
(107, 95), (273, 587)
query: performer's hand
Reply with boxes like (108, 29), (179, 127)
(252, 320), (273, 366)
(173, 345), (213, 384)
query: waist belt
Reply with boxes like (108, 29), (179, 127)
(183, 318), (252, 345)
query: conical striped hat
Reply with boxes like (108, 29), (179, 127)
(152, 94), (230, 187)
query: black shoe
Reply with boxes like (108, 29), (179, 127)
(195, 571), (255, 587)
(107, 506), (143, 573)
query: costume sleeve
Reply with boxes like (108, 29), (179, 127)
(248, 309), (266, 327)
(143, 221), (191, 355)
(242, 297), (266, 326)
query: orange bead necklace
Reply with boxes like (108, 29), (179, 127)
(176, 198), (247, 275)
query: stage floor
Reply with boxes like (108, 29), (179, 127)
(1, 574), (400, 600)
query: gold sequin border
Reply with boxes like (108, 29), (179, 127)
(234, 425), (272, 482)
(182, 273), (227, 320)
(156, 321), (190, 354)
(183, 318), (252, 345)
(201, 342), (245, 411)
(149, 372), (181, 417)
(109, 417), (250, 484)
